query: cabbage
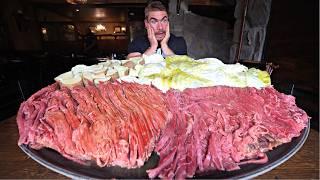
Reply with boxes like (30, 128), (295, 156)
(246, 68), (271, 88)
(166, 55), (204, 70)
(137, 55), (271, 92)
(71, 64), (89, 76)
(106, 67), (118, 76)
(143, 53), (164, 64)
(139, 63), (165, 77)
(113, 65), (128, 77)
(124, 56), (144, 65)
(62, 55), (271, 92)
(147, 68), (211, 92)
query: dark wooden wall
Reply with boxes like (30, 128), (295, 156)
(266, 0), (319, 130)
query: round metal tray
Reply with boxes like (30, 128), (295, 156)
(19, 121), (310, 179)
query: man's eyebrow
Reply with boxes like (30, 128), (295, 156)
(161, 16), (168, 20)
(149, 16), (168, 21)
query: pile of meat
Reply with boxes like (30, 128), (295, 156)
(147, 86), (309, 179)
(17, 82), (309, 179)
(17, 81), (169, 168)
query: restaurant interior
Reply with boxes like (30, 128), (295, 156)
(0, 0), (319, 179)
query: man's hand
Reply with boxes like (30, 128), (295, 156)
(160, 23), (170, 47)
(160, 24), (174, 56)
(146, 23), (158, 52)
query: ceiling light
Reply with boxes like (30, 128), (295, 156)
(66, 0), (87, 5)
(95, 9), (106, 18)
(95, 24), (106, 31)
(41, 28), (47, 34)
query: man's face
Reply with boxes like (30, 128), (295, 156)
(145, 11), (169, 41)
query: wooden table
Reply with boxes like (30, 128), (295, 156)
(0, 115), (319, 179)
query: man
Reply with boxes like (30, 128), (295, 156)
(127, 0), (187, 59)
(83, 27), (98, 57)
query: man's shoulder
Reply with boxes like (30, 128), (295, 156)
(169, 33), (186, 42)
(131, 35), (148, 43)
(168, 33), (187, 55)
(128, 35), (149, 54)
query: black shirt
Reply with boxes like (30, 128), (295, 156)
(83, 32), (98, 56)
(128, 34), (187, 56)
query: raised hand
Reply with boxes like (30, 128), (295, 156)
(160, 23), (170, 47)
(146, 23), (158, 50)
(160, 24), (174, 56)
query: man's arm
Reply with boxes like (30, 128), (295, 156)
(127, 52), (142, 59)
(161, 43), (174, 57)
(127, 38), (144, 59)
(174, 37), (188, 55)
(127, 46), (157, 59)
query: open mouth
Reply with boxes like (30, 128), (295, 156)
(156, 32), (165, 36)
(155, 33), (165, 39)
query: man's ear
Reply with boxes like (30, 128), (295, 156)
(144, 19), (148, 28)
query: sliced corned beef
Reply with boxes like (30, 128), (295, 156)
(17, 81), (169, 168)
(148, 86), (309, 179)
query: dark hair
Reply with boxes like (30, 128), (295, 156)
(144, 0), (168, 19)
